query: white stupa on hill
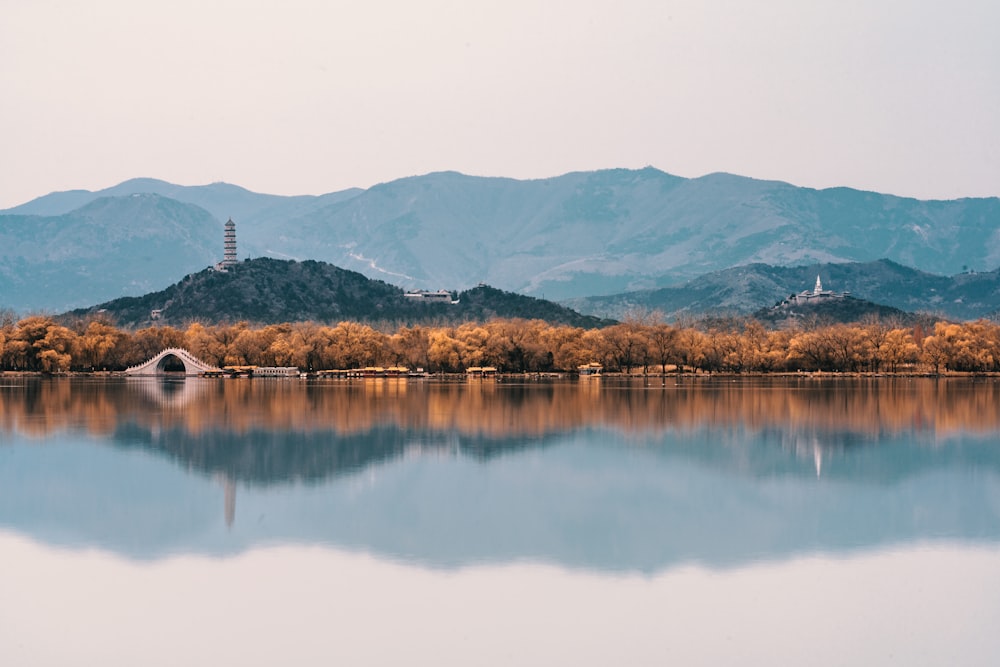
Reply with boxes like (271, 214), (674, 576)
(786, 275), (848, 305)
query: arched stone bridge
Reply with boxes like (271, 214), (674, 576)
(123, 348), (223, 376)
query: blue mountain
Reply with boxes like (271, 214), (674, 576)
(3, 169), (999, 313)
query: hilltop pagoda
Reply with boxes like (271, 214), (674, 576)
(223, 217), (237, 267)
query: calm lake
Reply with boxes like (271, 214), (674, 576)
(2, 376), (999, 665)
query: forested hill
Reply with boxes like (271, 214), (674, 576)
(565, 259), (1000, 321)
(750, 295), (924, 328)
(66, 257), (612, 329)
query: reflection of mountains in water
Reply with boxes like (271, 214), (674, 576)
(112, 417), (1000, 488)
(6, 423), (999, 573)
(8, 374), (1000, 486)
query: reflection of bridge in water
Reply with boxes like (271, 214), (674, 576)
(130, 377), (212, 409)
(123, 348), (222, 376)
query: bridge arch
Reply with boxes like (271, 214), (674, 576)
(123, 348), (223, 376)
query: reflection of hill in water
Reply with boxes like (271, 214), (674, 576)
(110, 417), (1000, 487)
(2, 377), (1000, 572)
(5, 375), (1000, 485)
(112, 423), (556, 485)
(4, 426), (998, 573)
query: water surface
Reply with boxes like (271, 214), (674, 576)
(2, 376), (998, 664)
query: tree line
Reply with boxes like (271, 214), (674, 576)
(2, 311), (1000, 374)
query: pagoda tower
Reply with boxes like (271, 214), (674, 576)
(223, 218), (237, 266)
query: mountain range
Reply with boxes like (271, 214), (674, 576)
(3, 168), (999, 316)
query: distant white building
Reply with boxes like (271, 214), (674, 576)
(404, 289), (456, 303)
(786, 275), (849, 305)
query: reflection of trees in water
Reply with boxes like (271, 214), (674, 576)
(3, 376), (1000, 441)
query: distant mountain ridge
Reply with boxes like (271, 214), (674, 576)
(3, 168), (999, 312)
(4, 177), (363, 224)
(0, 193), (219, 311)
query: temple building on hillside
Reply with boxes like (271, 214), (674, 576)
(785, 275), (849, 305)
(404, 289), (458, 304)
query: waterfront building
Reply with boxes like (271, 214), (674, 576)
(253, 366), (300, 377)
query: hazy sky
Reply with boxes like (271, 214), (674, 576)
(2, 0), (998, 208)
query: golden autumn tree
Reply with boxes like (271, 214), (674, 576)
(701, 326), (738, 372)
(287, 322), (327, 370)
(598, 321), (650, 373)
(540, 324), (591, 371)
(35, 323), (78, 372)
(824, 324), (868, 372)
(8, 317), (61, 371)
(453, 323), (490, 368)
(788, 329), (834, 371)
(921, 321), (1000, 372)
(324, 322), (387, 369)
(645, 323), (677, 373)
(0, 309), (16, 370)
(427, 328), (466, 371)
(389, 326), (431, 370)
(186, 323), (229, 367)
(881, 328), (919, 372)
(481, 319), (550, 372)
(226, 327), (267, 366)
(78, 320), (128, 370)
(673, 326), (707, 372)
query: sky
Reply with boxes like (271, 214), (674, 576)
(2, 0), (998, 208)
